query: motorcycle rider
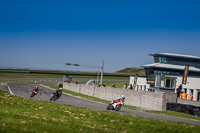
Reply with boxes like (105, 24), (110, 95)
(32, 86), (39, 94)
(112, 95), (125, 108)
(55, 88), (62, 98)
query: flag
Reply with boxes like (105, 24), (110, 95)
(133, 74), (138, 89)
(182, 64), (189, 85)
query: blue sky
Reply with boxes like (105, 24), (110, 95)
(0, 0), (200, 72)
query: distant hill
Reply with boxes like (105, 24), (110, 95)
(0, 68), (133, 77)
(114, 68), (145, 76)
(0, 67), (145, 77)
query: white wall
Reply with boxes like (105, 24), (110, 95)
(130, 75), (200, 101)
(176, 76), (200, 101)
(129, 76), (150, 91)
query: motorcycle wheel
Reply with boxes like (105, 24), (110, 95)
(107, 104), (111, 110)
(107, 104), (113, 110)
(52, 95), (58, 101)
(30, 93), (35, 97)
(114, 104), (121, 111)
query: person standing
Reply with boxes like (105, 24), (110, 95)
(176, 86), (181, 98)
(124, 83), (127, 89)
(189, 93), (193, 100)
(129, 84), (133, 90)
(181, 90), (188, 99)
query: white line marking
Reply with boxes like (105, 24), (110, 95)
(6, 82), (14, 95)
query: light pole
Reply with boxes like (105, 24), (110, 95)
(100, 61), (104, 85)
(65, 61), (104, 85)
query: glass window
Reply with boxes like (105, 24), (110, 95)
(159, 57), (162, 63)
(162, 57), (167, 63)
(156, 56), (172, 63)
(154, 57), (159, 63)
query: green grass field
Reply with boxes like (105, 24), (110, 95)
(1, 90), (200, 133)
(0, 72), (129, 88)
(0, 72), (64, 78)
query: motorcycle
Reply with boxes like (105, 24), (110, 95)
(30, 90), (37, 97)
(107, 99), (122, 111)
(50, 92), (61, 101)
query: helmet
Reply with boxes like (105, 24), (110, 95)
(121, 95), (125, 100)
(60, 88), (63, 91)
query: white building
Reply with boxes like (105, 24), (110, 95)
(130, 53), (200, 101)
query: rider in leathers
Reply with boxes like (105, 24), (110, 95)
(55, 88), (62, 98)
(32, 86), (39, 94)
(112, 95), (125, 108)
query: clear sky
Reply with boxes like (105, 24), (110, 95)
(0, 0), (200, 72)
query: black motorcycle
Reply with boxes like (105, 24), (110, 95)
(50, 92), (62, 101)
(50, 93), (58, 101)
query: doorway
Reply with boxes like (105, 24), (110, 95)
(197, 90), (200, 101)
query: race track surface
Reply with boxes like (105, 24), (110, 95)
(2, 83), (200, 125)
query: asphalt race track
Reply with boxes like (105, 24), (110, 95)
(2, 83), (200, 125)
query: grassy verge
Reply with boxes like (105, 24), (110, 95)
(0, 72), (130, 79)
(45, 84), (200, 121)
(0, 80), (35, 84)
(0, 73), (63, 78)
(0, 72), (129, 88)
(0, 90), (200, 133)
(77, 80), (128, 89)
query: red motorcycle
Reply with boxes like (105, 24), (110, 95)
(30, 89), (37, 97)
(107, 99), (122, 111)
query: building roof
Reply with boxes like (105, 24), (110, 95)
(149, 53), (200, 60)
(142, 63), (200, 72)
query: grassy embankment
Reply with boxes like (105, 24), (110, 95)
(1, 90), (200, 133)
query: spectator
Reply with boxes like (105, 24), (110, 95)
(180, 90), (188, 99)
(111, 84), (116, 88)
(98, 83), (106, 87)
(98, 84), (101, 87)
(58, 83), (63, 88)
(189, 93), (193, 100)
(124, 83), (127, 89)
(103, 83), (106, 87)
(176, 86), (181, 98)
(129, 84), (133, 90)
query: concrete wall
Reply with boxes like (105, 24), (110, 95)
(63, 82), (167, 111)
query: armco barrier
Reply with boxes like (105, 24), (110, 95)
(63, 82), (167, 111)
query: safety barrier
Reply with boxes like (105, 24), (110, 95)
(63, 82), (167, 111)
